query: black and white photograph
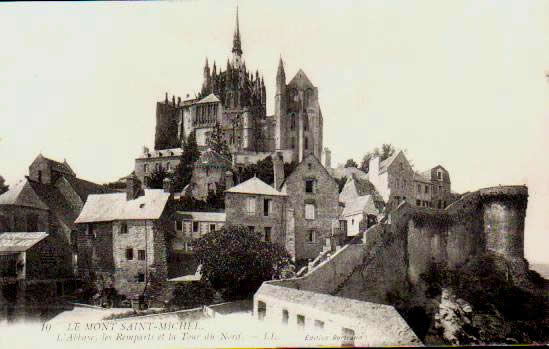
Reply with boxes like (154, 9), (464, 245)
(0, 0), (548, 347)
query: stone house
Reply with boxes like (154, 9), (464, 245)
(368, 151), (416, 211)
(74, 176), (175, 304)
(413, 172), (433, 208)
(278, 153), (340, 262)
(134, 147), (182, 188)
(0, 154), (113, 275)
(421, 165), (452, 209)
(225, 176), (288, 245)
(173, 211), (226, 252)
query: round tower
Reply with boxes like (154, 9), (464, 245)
(480, 185), (528, 260)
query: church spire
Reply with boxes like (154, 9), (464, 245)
(232, 5), (242, 56)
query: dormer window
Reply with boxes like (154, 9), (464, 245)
(159, 152), (163, 157)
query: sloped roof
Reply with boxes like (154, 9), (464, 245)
(226, 176), (286, 197)
(28, 179), (80, 230)
(279, 153), (337, 191)
(75, 189), (171, 223)
(196, 149), (232, 168)
(414, 172), (431, 183)
(341, 195), (378, 217)
(176, 211), (226, 222)
(0, 232), (48, 253)
(378, 151), (402, 173)
(329, 166), (368, 180)
(197, 93), (221, 104)
(64, 176), (115, 202)
(287, 69), (314, 88)
(0, 178), (49, 210)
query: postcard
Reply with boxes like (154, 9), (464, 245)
(0, 1), (547, 348)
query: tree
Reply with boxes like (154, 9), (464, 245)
(173, 130), (201, 192)
(0, 176), (8, 195)
(207, 122), (232, 161)
(359, 143), (396, 173)
(147, 166), (169, 189)
(344, 159), (358, 168)
(194, 225), (292, 299)
(239, 156), (274, 185)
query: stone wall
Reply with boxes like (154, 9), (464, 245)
(0, 205), (49, 233)
(76, 222), (115, 276)
(283, 155), (339, 261)
(225, 192), (286, 246)
(26, 236), (73, 280)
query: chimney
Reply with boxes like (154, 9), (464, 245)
(142, 146), (149, 155)
(323, 147), (332, 169)
(273, 152), (285, 191)
(126, 174), (141, 201)
(172, 95), (176, 107)
(163, 177), (174, 194)
(225, 171), (234, 190)
(177, 97), (181, 106)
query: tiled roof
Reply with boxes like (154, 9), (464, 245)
(329, 166), (368, 180)
(176, 211), (226, 222)
(0, 232), (48, 253)
(28, 179), (80, 230)
(341, 195), (378, 217)
(0, 178), (49, 210)
(226, 176), (286, 197)
(75, 189), (171, 223)
(64, 176), (115, 202)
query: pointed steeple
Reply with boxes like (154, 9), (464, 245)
(232, 5), (242, 56)
(276, 55), (286, 94)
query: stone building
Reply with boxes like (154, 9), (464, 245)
(367, 151), (453, 210)
(173, 211), (226, 253)
(225, 176), (288, 245)
(190, 149), (233, 201)
(152, 7), (327, 165)
(278, 154), (340, 261)
(134, 146), (182, 187)
(0, 154), (113, 275)
(74, 176), (175, 304)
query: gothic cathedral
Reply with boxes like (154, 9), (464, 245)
(154, 7), (324, 164)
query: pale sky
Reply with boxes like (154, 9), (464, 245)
(0, 0), (548, 262)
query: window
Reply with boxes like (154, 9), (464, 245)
(291, 137), (295, 149)
(439, 185), (442, 192)
(137, 273), (145, 283)
(304, 137), (308, 150)
(403, 179), (407, 189)
(282, 309), (289, 324)
(263, 199), (272, 217)
(305, 204), (315, 220)
(138, 250), (145, 261)
(88, 224), (96, 239)
(120, 222), (128, 234)
(314, 320), (325, 329)
(416, 200), (421, 206)
(437, 171), (442, 180)
(400, 162), (403, 171)
(305, 179), (314, 193)
(443, 201), (447, 208)
(258, 301), (266, 321)
(209, 224), (216, 232)
(166, 162), (170, 171)
(351, 219), (354, 225)
(248, 226), (255, 233)
(246, 197), (256, 215)
(126, 248), (134, 260)
(176, 221), (183, 231)
(264, 227), (271, 242)
(307, 163), (312, 170)
(425, 185), (429, 194)
(307, 230), (316, 243)
(192, 221), (199, 233)
(144, 164), (148, 173)
(297, 315), (305, 329)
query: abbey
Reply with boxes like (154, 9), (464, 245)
(153, 8), (324, 165)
